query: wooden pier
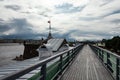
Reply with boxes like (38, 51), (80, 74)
(0, 44), (119, 80)
(60, 45), (114, 80)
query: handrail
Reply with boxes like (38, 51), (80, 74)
(90, 45), (120, 80)
(94, 45), (120, 59)
(1, 44), (83, 80)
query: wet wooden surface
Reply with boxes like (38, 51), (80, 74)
(60, 45), (114, 80)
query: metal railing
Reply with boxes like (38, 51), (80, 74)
(90, 45), (120, 80)
(1, 44), (83, 80)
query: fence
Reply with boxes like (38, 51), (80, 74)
(1, 44), (83, 80)
(90, 45), (120, 80)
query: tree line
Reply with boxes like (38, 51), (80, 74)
(102, 36), (120, 53)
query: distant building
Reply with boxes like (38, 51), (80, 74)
(37, 45), (53, 60)
(37, 38), (69, 59)
(45, 38), (68, 52)
(37, 21), (69, 59)
(96, 42), (105, 47)
(0, 39), (13, 43)
(24, 40), (42, 44)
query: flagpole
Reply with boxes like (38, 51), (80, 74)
(47, 20), (52, 39)
(48, 20), (51, 35)
(49, 21), (51, 34)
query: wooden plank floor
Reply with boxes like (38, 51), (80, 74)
(60, 45), (114, 80)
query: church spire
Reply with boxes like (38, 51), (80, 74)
(47, 20), (53, 39)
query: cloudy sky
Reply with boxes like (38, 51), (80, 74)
(0, 0), (120, 41)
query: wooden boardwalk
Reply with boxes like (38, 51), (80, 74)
(60, 45), (114, 80)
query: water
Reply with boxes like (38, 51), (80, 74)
(0, 43), (24, 66)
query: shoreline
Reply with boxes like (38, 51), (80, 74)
(0, 43), (24, 66)
(0, 43), (23, 46)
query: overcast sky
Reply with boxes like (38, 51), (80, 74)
(0, 0), (120, 41)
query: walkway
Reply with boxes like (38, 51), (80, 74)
(61, 45), (114, 80)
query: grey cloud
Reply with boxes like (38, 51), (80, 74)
(0, 18), (114, 40)
(35, 6), (51, 17)
(51, 29), (112, 41)
(52, 33), (72, 40)
(5, 5), (21, 11)
(112, 27), (120, 33)
(35, 6), (51, 12)
(101, 9), (120, 18)
(0, 18), (4, 21)
(111, 19), (120, 24)
(79, 9), (120, 21)
(109, 9), (120, 15)
(46, 27), (58, 31)
(21, 5), (51, 18)
(0, 23), (11, 32)
(66, 29), (112, 39)
(55, 3), (86, 13)
(39, 12), (49, 17)
(100, 0), (113, 6)
(0, 18), (45, 39)
(0, 33), (46, 39)
(11, 19), (33, 35)
(21, 11), (31, 14)
(0, 0), (120, 40)
(0, 18), (33, 33)
(79, 16), (101, 21)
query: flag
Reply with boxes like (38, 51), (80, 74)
(48, 21), (50, 23)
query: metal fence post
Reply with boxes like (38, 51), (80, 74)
(116, 58), (119, 80)
(99, 49), (101, 59)
(67, 51), (70, 63)
(101, 50), (104, 62)
(97, 48), (99, 57)
(59, 55), (63, 75)
(40, 64), (47, 80)
(107, 52), (109, 68)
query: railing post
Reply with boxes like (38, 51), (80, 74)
(76, 46), (79, 55)
(97, 48), (99, 56)
(99, 49), (101, 59)
(116, 58), (119, 80)
(71, 49), (74, 60)
(59, 55), (63, 75)
(40, 64), (47, 80)
(67, 51), (70, 63)
(73, 48), (76, 59)
(107, 52), (109, 67)
(101, 50), (104, 62)
(98, 49), (100, 59)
